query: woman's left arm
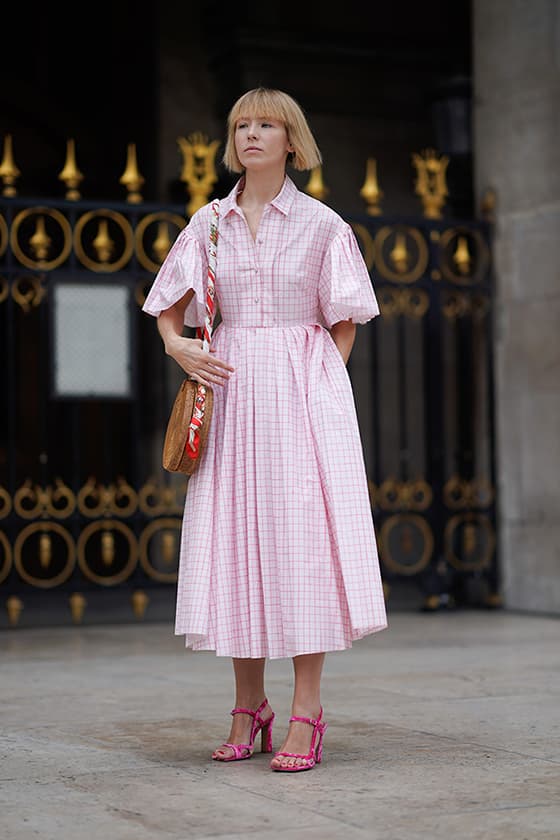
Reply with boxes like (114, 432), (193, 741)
(330, 320), (357, 365)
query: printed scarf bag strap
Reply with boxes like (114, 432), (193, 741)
(162, 198), (220, 474)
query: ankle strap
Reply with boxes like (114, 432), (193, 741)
(231, 697), (269, 720)
(289, 707), (324, 729)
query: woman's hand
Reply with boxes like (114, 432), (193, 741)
(156, 295), (234, 387)
(165, 335), (235, 387)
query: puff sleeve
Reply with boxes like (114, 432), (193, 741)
(142, 223), (208, 328)
(318, 223), (380, 329)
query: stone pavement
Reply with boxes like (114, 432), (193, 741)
(1, 609), (559, 840)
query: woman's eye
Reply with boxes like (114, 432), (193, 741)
(237, 123), (248, 129)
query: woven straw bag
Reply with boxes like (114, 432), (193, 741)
(162, 199), (219, 475)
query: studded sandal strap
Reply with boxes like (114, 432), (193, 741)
(231, 698), (270, 731)
(231, 706), (256, 717)
(219, 742), (251, 759)
(230, 698), (272, 743)
(289, 710), (326, 735)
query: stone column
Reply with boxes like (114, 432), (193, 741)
(473, 0), (560, 613)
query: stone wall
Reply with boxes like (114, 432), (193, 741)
(473, 0), (560, 613)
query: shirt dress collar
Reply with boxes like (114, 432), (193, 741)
(220, 173), (298, 219)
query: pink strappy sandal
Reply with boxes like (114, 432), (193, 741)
(271, 707), (328, 772)
(212, 698), (275, 762)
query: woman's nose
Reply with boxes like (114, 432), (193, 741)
(247, 123), (259, 138)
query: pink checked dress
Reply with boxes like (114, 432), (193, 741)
(143, 175), (388, 658)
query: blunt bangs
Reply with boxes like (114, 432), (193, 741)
(223, 87), (322, 174)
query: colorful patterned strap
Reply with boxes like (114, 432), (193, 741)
(186, 199), (220, 458)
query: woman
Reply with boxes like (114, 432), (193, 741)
(142, 87), (387, 772)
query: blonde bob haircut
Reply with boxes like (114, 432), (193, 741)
(222, 87), (322, 173)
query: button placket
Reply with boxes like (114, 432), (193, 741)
(252, 212), (267, 311)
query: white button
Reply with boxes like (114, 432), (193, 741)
(254, 296), (259, 302)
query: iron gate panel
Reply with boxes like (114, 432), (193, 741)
(0, 193), (498, 628)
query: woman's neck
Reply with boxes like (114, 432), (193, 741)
(238, 169), (286, 209)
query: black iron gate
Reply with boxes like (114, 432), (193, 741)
(346, 206), (498, 610)
(0, 143), (499, 628)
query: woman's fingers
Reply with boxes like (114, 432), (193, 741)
(187, 362), (232, 386)
(174, 338), (234, 384)
(207, 355), (235, 372)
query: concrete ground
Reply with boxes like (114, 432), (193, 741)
(1, 609), (559, 840)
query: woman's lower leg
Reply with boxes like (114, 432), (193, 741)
(271, 652), (325, 769)
(212, 658), (271, 760)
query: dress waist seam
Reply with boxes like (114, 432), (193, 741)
(217, 322), (324, 330)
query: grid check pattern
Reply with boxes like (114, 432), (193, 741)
(143, 175), (388, 658)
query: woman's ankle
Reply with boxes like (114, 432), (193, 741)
(291, 701), (322, 719)
(234, 695), (268, 711)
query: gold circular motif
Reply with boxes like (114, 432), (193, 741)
(14, 481), (44, 519)
(77, 519), (138, 585)
(0, 485), (12, 518)
(135, 212), (186, 273)
(112, 479), (138, 518)
(444, 513), (495, 571)
(14, 522), (75, 588)
(0, 213), (8, 258)
(441, 290), (470, 320)
(443, 476), (495, 510)
(379, 288), (430, 320)
(138, 478), (186, 516)
(14, 479), (76, 519)
(378, 288), (400, 318)
(379, 514), (434, 576)
(0, 276), (9, 305)
(349, 223), (375, 270)
(74, 209), (134, 273)
(404, 289), (429, 319)
(11, 274), (47, 311)
(378, 479), (433, 512)
(10, 207), (72, 270)
(46, 479), (76, 518)
(374, 225), (429, 283)
(139, 518), (181, 582)
(0, 530), (12, 584)
(439, 227), (490, 286)
(76, 478), (110, 518)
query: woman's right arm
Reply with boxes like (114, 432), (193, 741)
(157, 290), (234, 387)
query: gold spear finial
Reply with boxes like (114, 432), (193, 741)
(453, 235), (472, 275)
(92, 219), (114, 263)
(389, 232), (410, 274)
(304, 166), (329, 201)
(119, 143), (145, 204)
(131, 590), (149, 619)
(58, 139), (84, 200)
(6, 596), (23, 627)
(0, 134), (21, 197)
(69, 593), (87, 624)
(152, 221), (173, 263)
(360, 158), (383, 215)
(29, 216), (52, 261)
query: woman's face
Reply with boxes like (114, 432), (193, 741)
(234, 116), (293, 172)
